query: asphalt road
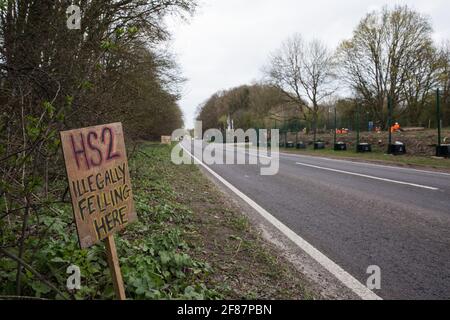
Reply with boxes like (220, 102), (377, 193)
(182, 140), (450, 300)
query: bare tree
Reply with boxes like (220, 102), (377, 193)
(265, 34), (336, 142)
(337, 5), (440, 127)
(401, 44), (442, 126)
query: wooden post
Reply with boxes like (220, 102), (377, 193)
(387, 96), (393, 154)
(105, 235), (126, 300)
(356, 103), (360, 150)
(437, 88), (442, 147)
(334, 107), (337, 146)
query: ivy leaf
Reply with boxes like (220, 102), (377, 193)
(159, 251), (171, 265)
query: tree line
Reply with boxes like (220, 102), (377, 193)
(0, 0), (196, 298)
(197, 5), (450, 135)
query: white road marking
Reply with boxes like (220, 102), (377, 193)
(181, 143), (382, 301)
(295, 162), (439, 191)
(237, 145), (449, 176)
(222, 145), (274, 160)
(246, 151), (272, 160)
(278, 151), (450, 177)
(208, 145), (441, 190)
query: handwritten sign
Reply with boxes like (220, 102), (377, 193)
(60, 123), (137, 249)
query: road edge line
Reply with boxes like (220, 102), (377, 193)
(181, 144), (382, 301)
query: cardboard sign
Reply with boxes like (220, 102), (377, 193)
(60, 123), (137, 249)
(161, 136), (171, 145)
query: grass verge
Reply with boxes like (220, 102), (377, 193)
(135, 143), (316, 299)
(0, 142), (316, 300)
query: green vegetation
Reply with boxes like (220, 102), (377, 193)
(0, 144), (219, 299)
(0, 143), (315, 300)
(0, 1), (197, 299)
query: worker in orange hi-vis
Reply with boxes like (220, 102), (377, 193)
(391, 122), (401, 133)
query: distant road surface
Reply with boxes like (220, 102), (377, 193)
(182, 140), (450, 300)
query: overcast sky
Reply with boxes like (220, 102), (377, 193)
(166, 0), (450, 128)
